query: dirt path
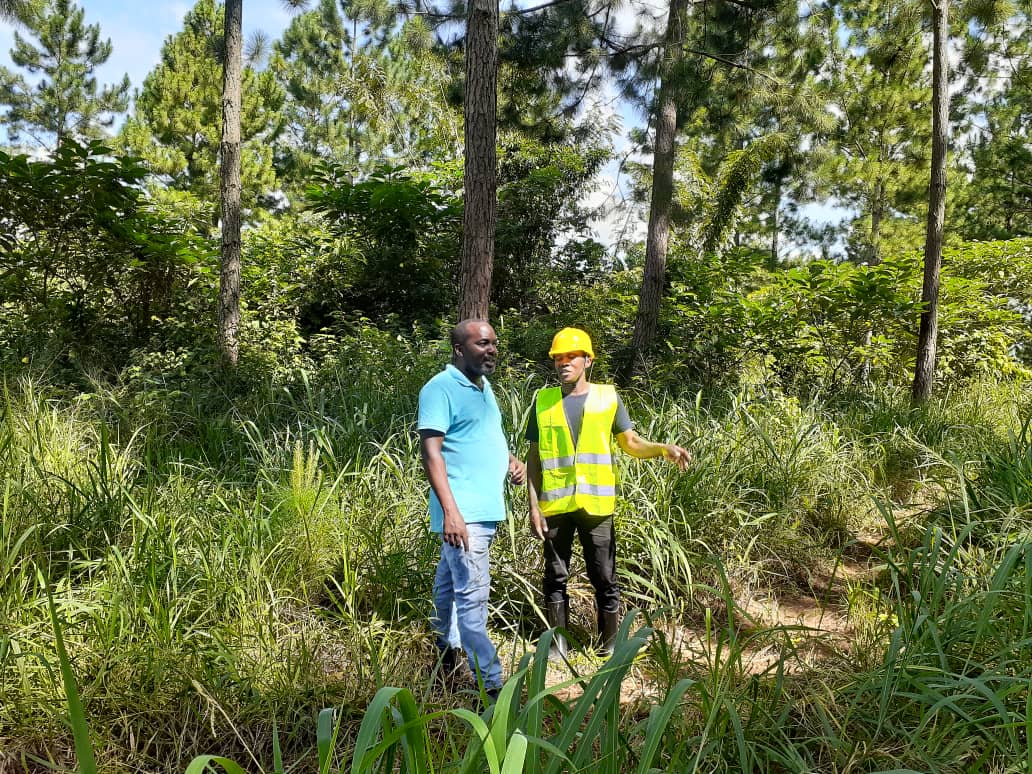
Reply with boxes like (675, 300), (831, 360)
(541, 529), (892, 702)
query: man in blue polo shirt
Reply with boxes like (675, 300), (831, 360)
(418, 319), (525, 697)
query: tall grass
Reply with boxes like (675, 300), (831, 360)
(1, 366), (1030, 771)
(191, 615), (693, 773)
(0, 373), (439, 768)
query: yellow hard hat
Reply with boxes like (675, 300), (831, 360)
(548, 327), (594, 359)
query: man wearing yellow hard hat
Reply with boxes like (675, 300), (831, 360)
(525, 327), (691, 658)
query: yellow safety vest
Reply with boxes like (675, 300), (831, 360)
(536, 384), (618, 516)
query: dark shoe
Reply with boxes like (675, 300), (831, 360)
(599, 610), (620, 656)
(546, 600), (569, 662)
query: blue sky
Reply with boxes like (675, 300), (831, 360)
(0, 1), (295, 94)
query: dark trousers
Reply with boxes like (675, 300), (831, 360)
(543, 510), (620, 616)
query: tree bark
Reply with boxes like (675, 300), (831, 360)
(912, 0), (949, 403)
(869, 179), (883, 264)
(459, 0), (498, 321)
(626, 0), (689, 378)
(769, 176), (781, 270)
(218, 0), (243, 366)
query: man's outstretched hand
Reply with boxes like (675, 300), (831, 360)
(663, 445), (692, 471)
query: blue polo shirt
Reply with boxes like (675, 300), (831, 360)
(417, 364), (510, 532)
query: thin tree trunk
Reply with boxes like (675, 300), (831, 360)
(912, 0), (949, 403)
(459, 0), (498, 321)
(869, 179), (883, 264)
(769, 176), (781, 270)
(858, 177), (885, 383)
(218, 0), (243, 366)
(626, 0), (689, 378)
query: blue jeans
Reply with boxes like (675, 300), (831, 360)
(431, 521), (502, 690)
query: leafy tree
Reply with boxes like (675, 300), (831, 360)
(304, 163), (462, 327)
(119, 0), (283, 213)
(0, 141), (210, 366)
(0, 0), (129, 148)
(296, 129), (609, 326)
(746, 245), (1028, 390)
(270, 0), (458, 186)
(492, 129), (610, 313)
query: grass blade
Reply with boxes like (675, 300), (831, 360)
(636, 679), (693, 774)
(184, 756), (249, 774)
(500, 731), (528, 774)
(41, 570), (97, 774)
(318, 707), (337, 774)
(272, 717), (284, 774)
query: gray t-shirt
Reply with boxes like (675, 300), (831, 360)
(524, 388), (633, 447)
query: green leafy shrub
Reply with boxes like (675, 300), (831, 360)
(305, 164), (461, 328)
(0, 141), (212, 373)
(746, 243), (1031, 390)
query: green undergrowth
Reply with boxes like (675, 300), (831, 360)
(1, 366), (1030, 771)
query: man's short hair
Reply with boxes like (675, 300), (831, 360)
(451, 318), (489, 348)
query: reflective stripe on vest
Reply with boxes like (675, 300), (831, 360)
(535, 384), (618, 516)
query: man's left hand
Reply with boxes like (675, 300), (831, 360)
(508, 457), (526, 485)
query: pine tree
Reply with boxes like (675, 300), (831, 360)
(459, 0), (499, 321)
(611, 0), (792, 374)
(910, 0), (1021, 399)
(912, 0), (949, 402)
(218, 0), (243, 366)
(271, 0), (353, 179)
(818, 0), (931, 263)
(712, 1), (833, 266)
(0, 0), (129, 148)
(955, 13), (1031, 239)
(626, 0), (689, 374)
(270, 0), (457, 185)
(0, 0), (28, 22)
(419, 0), (620, 320)
(119, 0), (283, 211)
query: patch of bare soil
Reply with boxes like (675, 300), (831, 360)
(537, 525), (901, 702)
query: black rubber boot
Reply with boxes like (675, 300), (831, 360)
(546, 600), (569, 662)
(599, 610), (620, 656)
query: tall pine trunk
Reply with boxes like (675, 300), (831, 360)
(912, 0), (949, 402)
(218, 0), (243, 366)
(459, 0), (498, 321)
(626, 0), (689, 378)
